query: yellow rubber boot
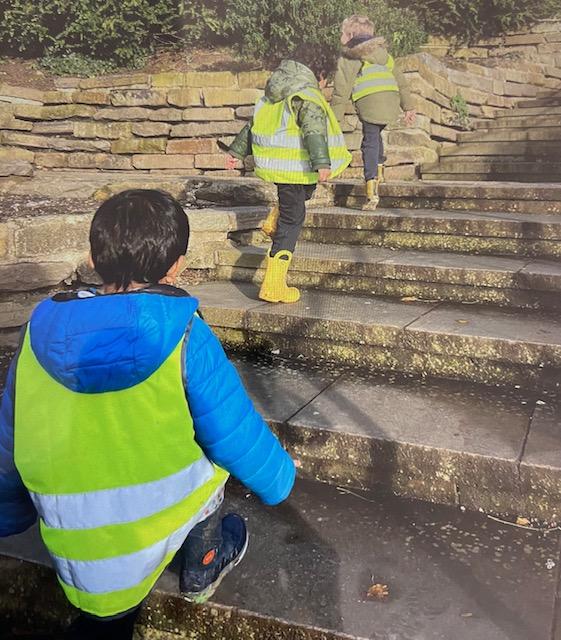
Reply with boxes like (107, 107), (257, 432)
(363, 179), (380, 211)
(377, 164), (385, 184)
(262, 204), (280, 237)
(258, 250), (301, 303)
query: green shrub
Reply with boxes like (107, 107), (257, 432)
(392, 0), (561, 42)
(183, 0), (427, 67)
(450, 93), (471, 129)
(38, 53), (119, 77)
(0, 0), (182, 67)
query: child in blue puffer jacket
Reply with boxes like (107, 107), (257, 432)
(0, 189), (295, 639)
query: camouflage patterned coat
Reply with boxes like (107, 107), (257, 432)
(229, 60), (330, 170)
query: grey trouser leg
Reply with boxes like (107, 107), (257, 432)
(361, 121), (386, 181)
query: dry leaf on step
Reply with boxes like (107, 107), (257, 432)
(516, 516), (531, 526)
(456, 319), (470, 325)
(367, 583), (389, 600)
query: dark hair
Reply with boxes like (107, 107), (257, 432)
(90, 189), (189, 290)
(289, 44), (336, 80)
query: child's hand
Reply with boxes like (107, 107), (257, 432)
(404, 110), (417, 127)
(318, 168), (331, 183)
(225, 155), (239, 170)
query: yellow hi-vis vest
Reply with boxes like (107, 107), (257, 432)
(14, 326), (228, 618)
(352, 56), (399, 102)
(251, 87), (352, 185)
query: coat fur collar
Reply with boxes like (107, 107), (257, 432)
(342, 36), (388, 63)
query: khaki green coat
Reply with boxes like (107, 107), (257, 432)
(331, 37), (415, 127)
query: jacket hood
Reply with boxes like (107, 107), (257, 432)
(28, 286), (199, 394)
(265, 60), (319, 103)
(342, 36), (389, 65)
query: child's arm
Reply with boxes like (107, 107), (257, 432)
(228, 123), (252, 161)
(295, 98), (331, 178)
(184, 316), (296, 506)
(394, 65), (416, 124)
(0, 351), (37, 536)
(331, 57), (360, 126)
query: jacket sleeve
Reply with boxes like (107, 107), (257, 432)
(294, 97), (331, 170)
(228, 123), (252, 160)
(0, 351), (37, 537)
(330, 56), (359, 126)
(394, 65), (415, 112)
(185, 316), (296, 506)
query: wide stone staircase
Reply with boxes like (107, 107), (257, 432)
(1, 175), (561, 639)
(181, 176), (561, 520)
(422, 94), (561, 181)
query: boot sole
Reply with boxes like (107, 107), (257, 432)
(258, 295), (301, 303)
(182, 533), (249, 605)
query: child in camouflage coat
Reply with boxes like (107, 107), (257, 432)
(226, 53), (350, 303)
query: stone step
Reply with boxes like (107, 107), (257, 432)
(439, 140), (561, 158)
(472, 114), (561, 129)
(423, 158), (561, 173)
(423, 172), (561, 183)
(217, 243), (561, 310)
(516, 96), (561, 108)
(298, 206), (561, 259)
(457, 127), (561, 143)
(188, 177), (561, 216)
(372, 181), (561, 215)
(2, 472), (560, 639)
(495, 105), (561, 117)
(191, 281), (561, 391)
(421, 159), (561, 182)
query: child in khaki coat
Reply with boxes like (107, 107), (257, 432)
(331, 15), (416, 209)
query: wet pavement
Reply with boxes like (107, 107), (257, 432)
(2, 479), (561, 640)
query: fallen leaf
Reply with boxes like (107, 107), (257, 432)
(461, 612), (473, 618)
(367, 583), (389, 600)
(516, 516), (531, 526)
(400, 296), (419, 302)
(456, 319), (470, 325)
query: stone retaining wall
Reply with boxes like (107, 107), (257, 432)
(0, 185), (277, 332)
(0, 32), (559, 183)
(422, 18), (561, 67)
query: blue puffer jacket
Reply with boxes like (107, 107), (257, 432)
(0, 285), (295, 537)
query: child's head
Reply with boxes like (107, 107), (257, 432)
(90, 189), (189, 291)
(341, 15), (375, 45)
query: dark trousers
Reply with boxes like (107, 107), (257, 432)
(361, 121), (386, 181)
(271, 183), (316, 256)
(65, 608), (140, 640)
(182, 504), (223, 567)
(65, 508), (223, 639)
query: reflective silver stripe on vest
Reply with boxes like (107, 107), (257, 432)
(252, 97), (268, 120)
(256, 156), (313, 173)
(252, 133), (303, 149)
(359, 63), (388, 74)
(31, 456), (215, 530)
(256, 152), (348, 175)
(354, 76), (398, 95)
(52, 484), (224, 594)
(253, 133), (345, 150)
